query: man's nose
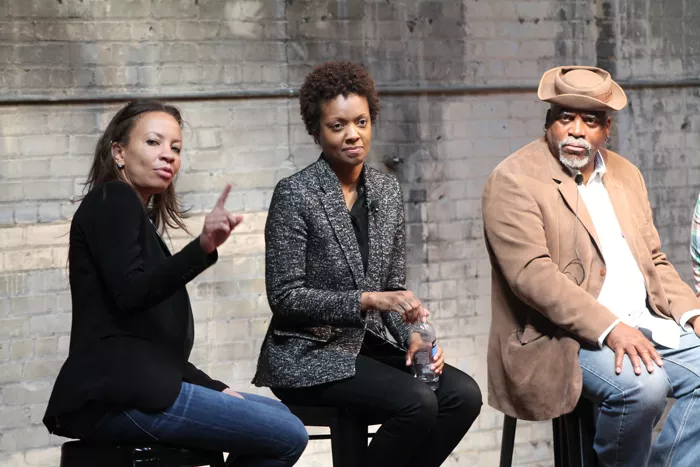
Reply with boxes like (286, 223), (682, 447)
(569, 116), (585, 137)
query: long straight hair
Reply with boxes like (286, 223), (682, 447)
(85, 99), (189, 233)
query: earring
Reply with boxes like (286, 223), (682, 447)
(116, 162), (124, 169)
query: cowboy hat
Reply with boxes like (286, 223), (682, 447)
(537, 65), (627, 111)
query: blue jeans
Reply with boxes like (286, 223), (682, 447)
(78, 382), (308, 467)
(579, 327), (700, 467)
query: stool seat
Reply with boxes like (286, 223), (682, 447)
(286, 405), (386, 467)
(287, 404), (386, 428)
(499, 398), (598, 467)
(60, 440), (225, 467)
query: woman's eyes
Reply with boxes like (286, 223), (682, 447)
(330, 119), (367, 130)
(147, 139), (181, 153)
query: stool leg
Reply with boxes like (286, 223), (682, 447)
(330, 416), (367, 467)
(499, 415), (517, 467)
(567, 412), (585, 467)
(578, 400), (598, 467)
(552, 417), (566, 467)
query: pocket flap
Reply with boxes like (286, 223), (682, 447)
(515, 325), (543, 345)
(272, 326), (333, 343)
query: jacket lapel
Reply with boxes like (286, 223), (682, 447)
(602, 161), (644, 265)
(364, 168), (383, 288)
(153, 227), (172, 257)
(545, 144), (603, 254)
(315, 158), (366, 289)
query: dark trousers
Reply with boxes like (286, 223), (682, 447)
(273, 333), (482, 467)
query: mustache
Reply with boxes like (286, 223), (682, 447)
(558, 137), (592, 151)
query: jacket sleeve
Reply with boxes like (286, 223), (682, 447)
(265, 179), (364, 327)
(381, 178), (411, 346)
(183, 362), (228, 392)
(691, 194), (700, 295)
(482, 169), (618, 345)
(85, 181), (218, 316)
(635, 168), (700, 320)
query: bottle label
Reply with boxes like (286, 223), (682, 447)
(414, 350), (431, 365)
(431, 341), (437, 359)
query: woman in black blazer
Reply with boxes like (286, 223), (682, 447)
(43, 100), (307, 466)
(253, 62), (481, 467)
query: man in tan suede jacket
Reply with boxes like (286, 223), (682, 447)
(483, 66), (700, 467)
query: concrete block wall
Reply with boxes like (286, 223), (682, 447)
(1, 0), (698, 465)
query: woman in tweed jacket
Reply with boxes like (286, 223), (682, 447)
(253, 62), (481, 467)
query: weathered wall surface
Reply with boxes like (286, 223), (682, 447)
(1, 0), (697, 465)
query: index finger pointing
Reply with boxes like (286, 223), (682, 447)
(216, 184), (232, 209)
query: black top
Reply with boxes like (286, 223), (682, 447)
(43, 181), (227, 438)
(348, 181), (369, 273)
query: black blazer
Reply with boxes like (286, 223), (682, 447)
(252, 158), (411, 389)
(43, 181), (226, 436)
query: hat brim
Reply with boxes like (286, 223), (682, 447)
(537, 67), (627, 112)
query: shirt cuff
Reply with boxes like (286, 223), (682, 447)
(680, 309), (700, 330)
(597, 319), (621, 348)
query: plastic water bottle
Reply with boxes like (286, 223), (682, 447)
(411, 321), (439, 391)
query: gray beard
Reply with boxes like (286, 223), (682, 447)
(557, 137), (592, 170)
(559, 153), (590, 170)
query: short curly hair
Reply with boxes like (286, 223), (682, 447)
(299, 61), (380, 143)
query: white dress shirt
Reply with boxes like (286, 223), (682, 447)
(577, 153), (699, 349)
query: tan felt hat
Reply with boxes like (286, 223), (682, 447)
(537, 65), (627, 111)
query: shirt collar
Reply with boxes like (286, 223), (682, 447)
(589, 151), (606, 184)
(564, 150), (605, 185)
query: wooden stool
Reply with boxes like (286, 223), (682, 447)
(60, 440), (225, 467)
(499, 398), (598, 467)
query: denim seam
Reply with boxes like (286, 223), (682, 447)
(159, 411), (241, 436)
(661, 355), (700, 381)
(579, 362), (627, 395)
(122, 410), (159, 441)
(659, 354), (700, 466)
(162, 409), (306, 453)
(580, 362), (627, 467)
(158, 411), (301, 452)
(664, 388), (699, 467)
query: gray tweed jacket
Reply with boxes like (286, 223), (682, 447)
(252, 157), (411, 388)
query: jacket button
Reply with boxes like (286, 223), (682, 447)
(600, 268), (606, 277)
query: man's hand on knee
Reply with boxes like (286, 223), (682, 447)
(604, 323), (663, 376)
